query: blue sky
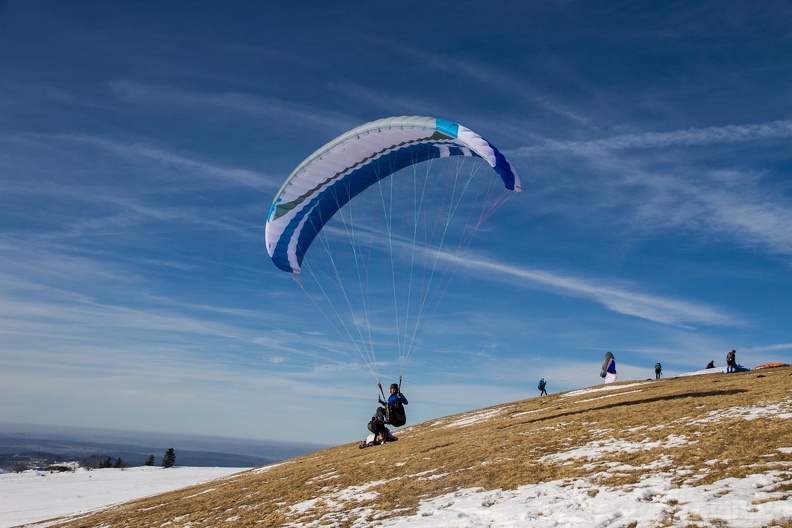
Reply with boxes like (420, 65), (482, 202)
(1, 1), (791, 445)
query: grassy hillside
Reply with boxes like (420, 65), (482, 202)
(40, 367), (792, 527)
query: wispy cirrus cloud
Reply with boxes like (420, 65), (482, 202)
(0, 131), (274, 193)
(595, 164), (792, 257)
(51, 133), (273, 189)
(0, 240), (352, 369)
(746, 343), (792, 354)
(380, 41), (590, 128)
(509, 119), (792, 258)
(297, 197), (740, 328)
(451, 253), (740, 328)
(687, 175), (792, 255)
(109, 80), (356, 132)
(513, 119), (792, 156)
(316, 221), (741, 328)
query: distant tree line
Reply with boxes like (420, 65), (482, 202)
(141, 448), (176, 468)
(97, 456), (130, 469)
(162, 448), (176, 468)
(9, 448), (176, 473)
(94, 448), (176, 469)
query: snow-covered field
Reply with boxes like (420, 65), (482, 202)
(0, 466), (245, 528)
(276, 446), (792, 527)
(366, 454), (792, 527)
(4, 449), (792, 527)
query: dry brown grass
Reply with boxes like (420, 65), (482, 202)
(32, 367), (792, 528)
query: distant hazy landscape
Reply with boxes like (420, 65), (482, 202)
(0, 423), (324, 471)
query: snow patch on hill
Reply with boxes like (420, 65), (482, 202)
(0, 466), (245, 528)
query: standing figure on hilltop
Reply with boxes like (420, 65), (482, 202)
(538, 378), (548, 396)
(600, 351), (617, 383)
(726, 349), (737, 373)
(654, 361), (662, 379)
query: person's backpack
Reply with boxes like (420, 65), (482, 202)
(386, 401), (406, 427)
(538, 380), (546, 390)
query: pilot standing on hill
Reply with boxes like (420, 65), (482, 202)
(726, 350), (737, 373)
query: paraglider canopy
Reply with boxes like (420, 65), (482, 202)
(263, 116), (521, 385)
(600, 351), (617, 383)
(265, 116), (521, 274)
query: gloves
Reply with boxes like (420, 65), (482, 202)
(378, 398), (386, 405)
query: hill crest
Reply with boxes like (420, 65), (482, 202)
(44, 368), (792, 528)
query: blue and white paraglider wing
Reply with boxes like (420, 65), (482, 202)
(265, 116), (521, 274)
(600, 351), (617, 383)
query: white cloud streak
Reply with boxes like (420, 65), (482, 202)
(109, 80), (355, 133)
(335, 215), (740, 328)
(514, 119), (792, 156)
(379, 41), (591, 128)
(509, 119), (792, 257)
(303, 199), (740, 328)
(451, 253), (739, 327)
(745, 343), (792, 354)
(50, 133), (272, 190)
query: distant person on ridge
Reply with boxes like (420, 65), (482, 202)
(654, 362), (662, 379)
(706, 360), (715, 369)
(538, 378), (548, 396)
(726, 350), (737, 373)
